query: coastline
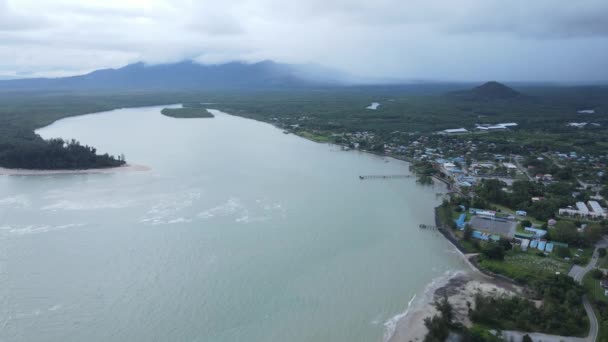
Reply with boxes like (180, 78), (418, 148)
(228, 115), (518, 342)
(0, 163), (150, 176)
(384, 207), (523, 342)
(387, 270), (521, 342)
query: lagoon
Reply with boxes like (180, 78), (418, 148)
(0, 106), (465, 342)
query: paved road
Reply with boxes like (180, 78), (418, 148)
(503, 238), (608, 342)
(569, 247), (602, 282)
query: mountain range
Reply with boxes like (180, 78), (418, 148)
(0, 60), (349, 91)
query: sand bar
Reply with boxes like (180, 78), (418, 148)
(0, 164), (150, 176)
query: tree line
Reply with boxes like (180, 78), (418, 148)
(0, 135), (125, 169)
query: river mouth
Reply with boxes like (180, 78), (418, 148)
(1, 105), (466, 342)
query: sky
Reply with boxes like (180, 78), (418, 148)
(1, 0), (607, 82)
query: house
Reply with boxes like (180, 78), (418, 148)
(469, 208), (496, 218)
(455, 213), (467, 230)
(503, 162), (518, 170)
(525, 227), (547, 238)
(520, 239), (530, 251)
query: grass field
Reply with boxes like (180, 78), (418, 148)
(295, 131), (333, 143)
(480, 249), (571, 283)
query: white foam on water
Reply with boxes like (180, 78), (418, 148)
(42, 199), (133, 211)
(0, 195), (30, 208)
(382, 270), (467, 342)
(382, 293), (416, 342)
(167, 217), (192, 224)
(139, 190), (201, 225)
(0, 223), (85, 236)
(197, 197), (244, 220)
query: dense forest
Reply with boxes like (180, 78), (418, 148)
(0, 84), (607, 169)
(161, 105), (214, 118)
(0, 134), (125, 169)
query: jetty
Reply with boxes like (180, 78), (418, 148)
(419, 224), (439, 230)
(359, 174), (412, 180)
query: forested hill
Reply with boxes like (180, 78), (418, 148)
(0, 60), (342, 91)
(448, 81), (523, 101)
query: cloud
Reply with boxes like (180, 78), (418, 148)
(0, 0), (607, 81)
(444, 0), (608, 39)
(0, 0), (49, 31)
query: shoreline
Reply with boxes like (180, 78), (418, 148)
(384, 208), (523, 342)
(387, 270), (522, 342)
(0, 163), (150, 176)
(229, 114), (517, 342)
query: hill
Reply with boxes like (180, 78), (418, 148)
(449, 81), (522, 100)
(0, 60), (343, 91)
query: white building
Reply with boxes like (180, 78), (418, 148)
(503, 162), (518, 170)
(576, 202), (589, 214)
(442, 128), (469, 134)
(589, 201), (605, 214)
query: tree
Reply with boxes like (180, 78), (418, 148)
(584, 224), (606, 246)
(599, 248), (607, 258)
(477, 179), (506, 204)
(551, 221), (579, 244)
(482, 244), (505, 260)
(498, 238), (513, 251)
(423, 297), (454, 342)
(520, 220), (532, 229)
(522, 334), (533, 342)
(590, 269), (604, 279)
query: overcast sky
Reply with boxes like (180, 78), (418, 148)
(1, 0), (607, 82)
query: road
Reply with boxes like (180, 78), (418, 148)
(513, 155), (533, 181)
(503, 238), (608, 342)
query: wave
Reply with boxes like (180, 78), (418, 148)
(0, 223), (85, 236)
(382, 270), (467, 342)
(382, 293), (417, 341)
(42, 199), (133, 211)
(0, 195), (30, 208)
(139, 190), (201, 225)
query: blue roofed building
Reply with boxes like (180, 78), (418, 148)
(455, 213), (467, 230)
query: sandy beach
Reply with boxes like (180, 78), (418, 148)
(0, 164), (150, 176)
(387, 260), (522, 342)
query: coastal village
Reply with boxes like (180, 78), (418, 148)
(276, 113), (608, 341)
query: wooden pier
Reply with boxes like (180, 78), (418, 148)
(419, 224), (439, 230)
(359, 174), (412, 180)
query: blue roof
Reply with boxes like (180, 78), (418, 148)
(472, 231), (489, 241)
(455, 213), (466, 229)
(530, 240), (538, 248)
(538, 241), (546, 251)
(545, 243), (554, 253)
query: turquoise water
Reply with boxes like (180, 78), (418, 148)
(0, 106), (465, 342)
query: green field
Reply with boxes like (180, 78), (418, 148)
(480, 249), (571, 283)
